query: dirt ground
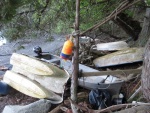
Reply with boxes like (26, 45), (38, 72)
(0, 88), (38, 113)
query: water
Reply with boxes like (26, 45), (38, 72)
(0, 32), (7, 46)
(0, 38), (7, 46)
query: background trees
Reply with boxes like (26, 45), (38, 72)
(0, 0), (146, 42)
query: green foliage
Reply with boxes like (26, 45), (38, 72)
(147, 0), (150, 5)
(0, 0), (144, 41)
(2, 28), (20, 41)
(125, 11), (134, 18)
(0, 0), (25, 22)
(54, 21), (73, 34)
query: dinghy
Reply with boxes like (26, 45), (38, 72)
(4, 53), (70, 103)
(3, 71), (63, 104)
(92, 41), (129, 51)
(93, 47), (144, 67)
(12, 66), (69, 94)
(10, 53), (66, 76)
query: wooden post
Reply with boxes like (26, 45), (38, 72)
(71, 0), (80, 113)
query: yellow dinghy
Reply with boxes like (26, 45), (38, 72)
(3, 70), (63, 104)
(10, 53), (66, 76)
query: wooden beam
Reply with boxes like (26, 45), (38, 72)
(82, 69), (142, 77)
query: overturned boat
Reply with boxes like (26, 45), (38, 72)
(3, 71), (63, 104)
(93, 47), (144, 67)
(3, 53), (70, 104)
(92, 41), (129, 51)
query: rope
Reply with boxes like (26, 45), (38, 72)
(71, 30), (80, 37)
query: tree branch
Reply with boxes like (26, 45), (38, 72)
(69, 98), (150, 113)
(18, 10), (36, 15)
(41, 0), (50, 13)
(80, 0), (141, 36)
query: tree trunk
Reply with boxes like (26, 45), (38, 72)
(142, 37), (150, 102)
(137, 8), (150, 47)
(141, 8), (150, 102)
(71, 0), (80, 113)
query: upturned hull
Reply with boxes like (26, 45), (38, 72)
(93, 47), (144, 67)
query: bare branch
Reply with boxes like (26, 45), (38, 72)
(41, 0), (50, 13)
(80, 0), (141, 36)
(18, 10), (36, 15)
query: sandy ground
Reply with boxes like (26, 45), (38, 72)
(0, 34), (65, 75)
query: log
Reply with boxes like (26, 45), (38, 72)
(69, 98), (150, 113)
(94, 103), (150, 113)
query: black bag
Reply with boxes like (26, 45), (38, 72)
(89, 89), (112, 110)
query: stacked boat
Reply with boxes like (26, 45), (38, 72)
(3, 53), (70, 104)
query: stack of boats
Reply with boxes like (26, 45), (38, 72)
(3, 53), (70, 104)
(92, 41), (144, 67)
(2, 41), (144, 103)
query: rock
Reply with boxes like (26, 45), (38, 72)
(2, 99), (51, 113)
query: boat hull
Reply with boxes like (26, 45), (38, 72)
(10, 53), (66, 76)
(3, 70), (63, 103)
(93, 41), (129, 51)
(12, 66), (69, 94)
(93, 47), (144, 67)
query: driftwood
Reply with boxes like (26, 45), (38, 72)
(128, 86), (141, 102)
(69, 98), (150, 113)
(127, 80), (141, 102)
(94, 103), (150, 113)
